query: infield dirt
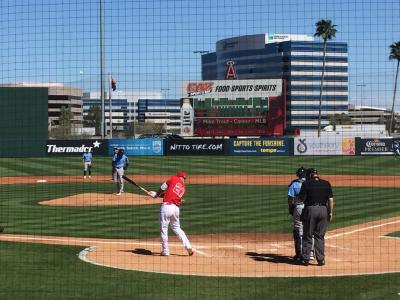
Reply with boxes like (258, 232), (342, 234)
(0, 174), (399, 277)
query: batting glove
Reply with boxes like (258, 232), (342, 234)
(148, 191), (157, 198)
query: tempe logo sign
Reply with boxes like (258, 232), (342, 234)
(46, 140), (106, 155)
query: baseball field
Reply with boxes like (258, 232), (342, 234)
(0, 156), (399, 299)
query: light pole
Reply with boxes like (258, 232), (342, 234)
(108, 72), (113, 138)
(99, 0), (105, 139)
(161, 88), (170, 99)
(356, 84), (366, 126)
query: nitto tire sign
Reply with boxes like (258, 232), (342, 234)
(46, 140), (106, 155)
(166, 139), (225, 155)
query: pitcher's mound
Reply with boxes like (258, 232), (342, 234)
(39, 193), (161, 206)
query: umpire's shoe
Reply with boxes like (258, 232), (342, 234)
(299, 259), (309, 266)
(317, 260), (325, 266)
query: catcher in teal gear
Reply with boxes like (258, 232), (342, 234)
(288, 167), (314, 261)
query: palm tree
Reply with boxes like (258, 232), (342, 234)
(389, 41), (400, 135)
(314, 19), (337, 137)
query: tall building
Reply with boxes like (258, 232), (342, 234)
(202, 34), (348, 130)
(137, 99), (181, 132)
(83, 91), (162, 132)
(83, 92), (128, 132)
(0, 82), (83, 129)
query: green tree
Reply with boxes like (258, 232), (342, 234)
(314, 19), (337, 137)
(389, 41), (400, 135)
(84, 105), (102, 135)
(59, 106), (73, 137)
(328, 113), (353, 129)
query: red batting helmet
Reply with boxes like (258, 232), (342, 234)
(176, 171), (187, 179)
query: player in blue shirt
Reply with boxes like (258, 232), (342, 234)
(112, 148), (129, 195)
(288, 167), (313, 261)
(82, 149), (93, 179)
(392, 141), (400, 160)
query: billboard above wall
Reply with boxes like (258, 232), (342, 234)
(180, 79), (285, 137)
(181, 79), (282, 99)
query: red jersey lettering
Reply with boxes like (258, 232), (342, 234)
(163, 176), (185, 206)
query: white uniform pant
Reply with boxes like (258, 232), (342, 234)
(160, 203), (191, 254)
(113, 167), (124, 193)
(84, 161), (92, 171)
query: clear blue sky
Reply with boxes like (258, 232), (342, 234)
(0, 0), (399, 108)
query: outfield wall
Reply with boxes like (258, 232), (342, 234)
(0, 87), (48, 157)
(39, 137), (399, 157)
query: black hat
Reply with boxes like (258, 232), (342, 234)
(306, 168), (317, 178)
(118, 148), (124, 155)
(296, 166), (306, 178)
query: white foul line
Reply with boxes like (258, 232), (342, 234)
(326, 220), (400, 240)
(194, 249), (211, 257)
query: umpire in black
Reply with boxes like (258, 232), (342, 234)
(299, 168), (334, 266)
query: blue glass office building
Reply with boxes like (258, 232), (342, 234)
(202, 34), (348, 130)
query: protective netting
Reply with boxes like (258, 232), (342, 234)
(0, 0), (399, 299)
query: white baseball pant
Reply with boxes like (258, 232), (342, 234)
(160, 203), (192, 255)
(113, 167), (125, 193)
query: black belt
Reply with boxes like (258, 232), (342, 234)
(306, 203), (326, 207)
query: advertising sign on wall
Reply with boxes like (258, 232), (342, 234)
(294, 137), (355, 155)
(194, 116), (269, 136)
(180, 98), (194, 137)
(358, 138), (395, 155)
(46, 140), (106, 156)
(109, 139), (164, 156)
(166, 139), (225, 155)
(228, 138), (290, 155)
(181, 79), (282, 99)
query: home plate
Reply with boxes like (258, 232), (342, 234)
(36, 179), (47, 183)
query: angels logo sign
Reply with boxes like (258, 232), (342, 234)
(225, 60), (238, 80)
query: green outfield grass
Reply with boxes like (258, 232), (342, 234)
(0, 183), (399, 238)
(0, 155), (399, 176)
(0, 241), (399, 300)
(388, 232), (400, 237)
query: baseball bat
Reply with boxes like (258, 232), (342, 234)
(122, 175), (151, 195)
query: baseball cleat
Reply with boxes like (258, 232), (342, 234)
(187, 248), (194, 256)
(115, 192), (122, 196)
(0, 226), (4, 233)
(160, 252), (170, 256)
(84, 176), (86, 179)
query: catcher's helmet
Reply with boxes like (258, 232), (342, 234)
(296, 166), (306, 178)
(306, 168), (317, 179)
(176, 171), (187, 179)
